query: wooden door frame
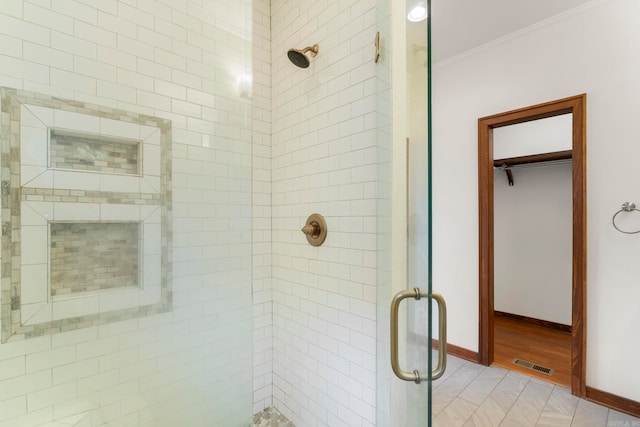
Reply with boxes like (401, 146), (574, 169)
(478, 94), (587, 396)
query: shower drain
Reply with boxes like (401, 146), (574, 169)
(512, 358), (554, 375)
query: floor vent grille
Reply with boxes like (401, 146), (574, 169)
(512, 358), (554, 375)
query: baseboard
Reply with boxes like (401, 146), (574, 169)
(432, 339), (479, 364)
(586, 386), (640, 419)
(494, 310), (572, 334)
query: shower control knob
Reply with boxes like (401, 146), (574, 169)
(301, 214), (327, 246)
(301, 223), (320, 236)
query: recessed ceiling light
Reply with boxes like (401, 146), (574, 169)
(407, 2), (428, 22)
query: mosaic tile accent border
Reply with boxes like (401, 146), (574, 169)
(21, 188), (160, 205)
(0, 87), (172, 343)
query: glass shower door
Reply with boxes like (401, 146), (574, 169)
(377, 0), (445, 425)
(398, 0), (447, 422)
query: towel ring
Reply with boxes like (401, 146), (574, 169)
(612, 202), (640, 234)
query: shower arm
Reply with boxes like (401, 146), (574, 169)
(301, 44), (319, 57)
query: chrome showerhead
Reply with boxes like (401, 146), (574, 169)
(287, 44), (319, 68)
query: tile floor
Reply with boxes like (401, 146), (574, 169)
(434, 355), (640, 427)
(252, 355), (640, 427)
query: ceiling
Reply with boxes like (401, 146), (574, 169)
(408, 0), (596, 63)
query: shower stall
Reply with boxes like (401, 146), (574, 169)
(0, 0), (435, 426)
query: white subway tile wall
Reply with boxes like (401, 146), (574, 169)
(0, 0), (388, 425)
(271, 0), (378, 426)
(252, 0), (274, 416)
(0, 1), (257, 426)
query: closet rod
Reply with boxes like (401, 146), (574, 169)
(493, 150), (572, 168)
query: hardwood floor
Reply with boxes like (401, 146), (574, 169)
(493, 315), (571, 387)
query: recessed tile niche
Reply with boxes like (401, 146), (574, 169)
(0, 87), (172, 343)
(50, 222), (140, 296)
(49, 129), (141, 175)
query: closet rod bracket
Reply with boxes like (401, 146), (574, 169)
(501, 163), (514, 186)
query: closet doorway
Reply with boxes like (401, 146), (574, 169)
(477, 94), (587, 396)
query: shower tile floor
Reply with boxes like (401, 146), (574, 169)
(253, 406), (295, 427)
(252, 354), (640, 427)
(434, 355), (640, 426)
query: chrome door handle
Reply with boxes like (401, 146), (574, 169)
(390, 288), (447, 383)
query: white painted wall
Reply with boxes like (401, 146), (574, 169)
(270, 0), (379, 426)
(493, 114), (572, 158)
(0, 1), (257, 425)
(493, 117), (573, 325)
(432, 0), (640, 402)
(494, 162), (573, 325)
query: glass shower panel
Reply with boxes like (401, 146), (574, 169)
(0, 1), (255, 426)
